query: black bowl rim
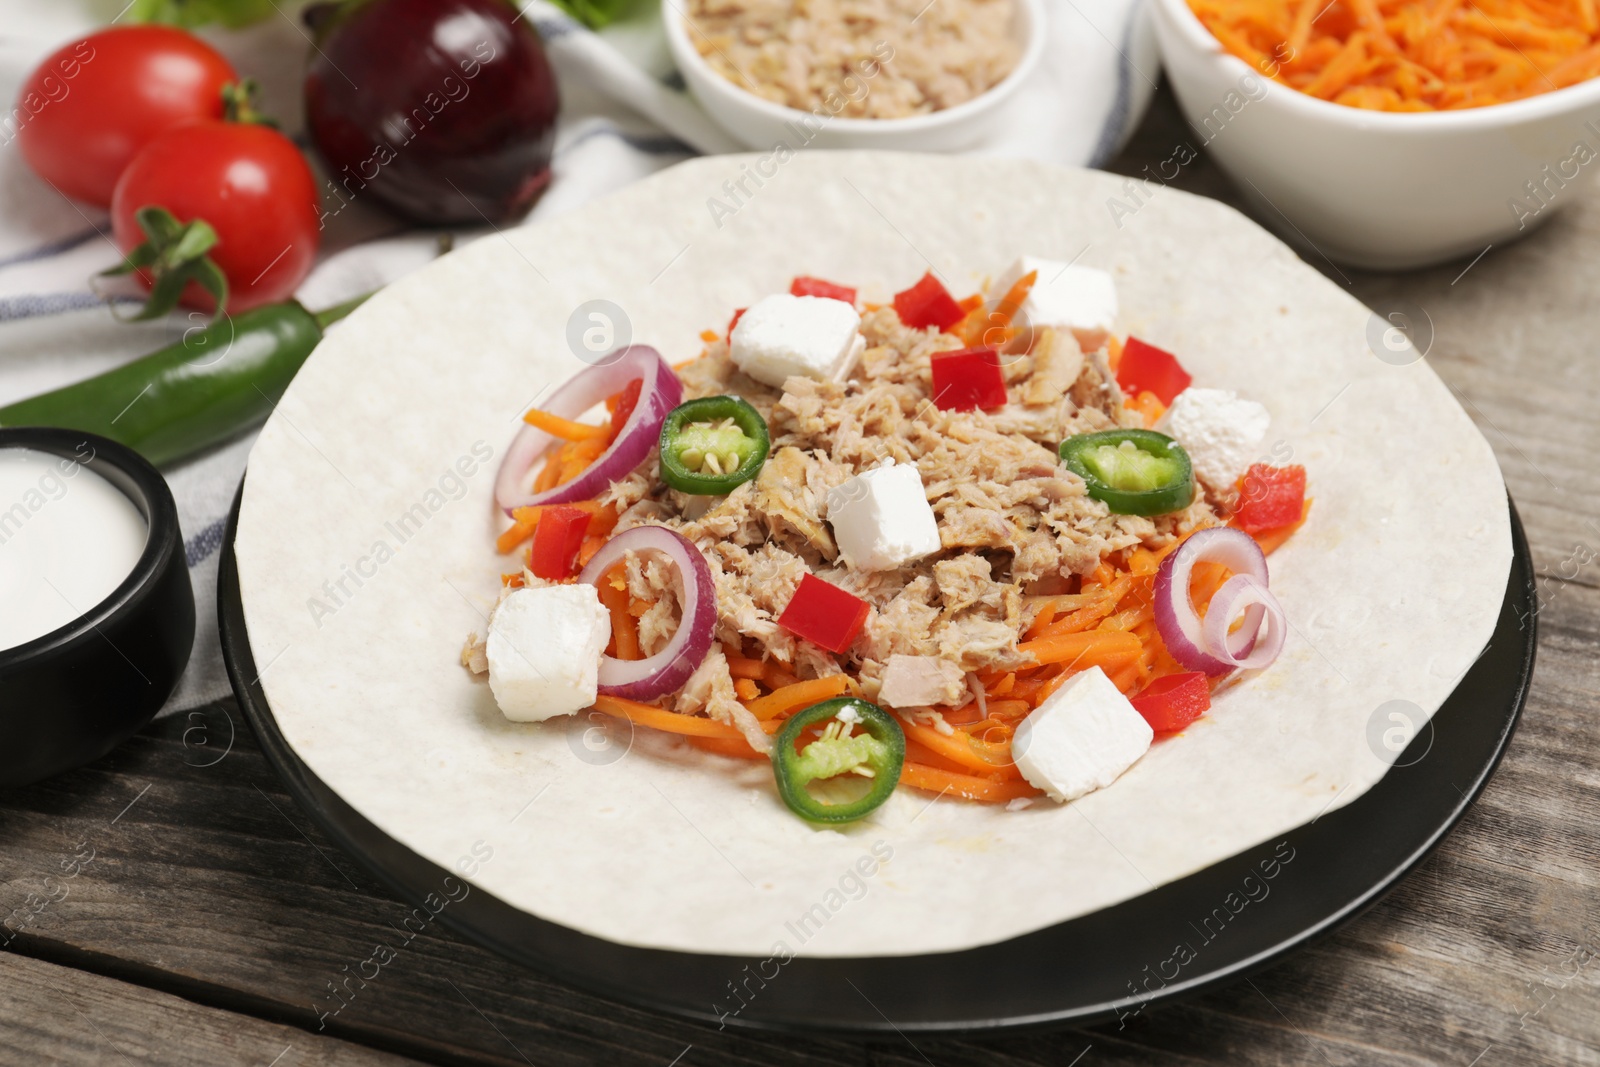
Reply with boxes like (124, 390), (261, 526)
(0, 427), (179, 668)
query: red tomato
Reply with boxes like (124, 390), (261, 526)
(1131, 672), (1211, 734)
(778, 574), (870, 654)
(1234, 464), (1307, 533)
(16, 26), (237, 207)
(930, 347), (1008, 411)
(111, 122), (320, 313)
(790, 276), (858, 304)
(1116, 337), (1193, 406)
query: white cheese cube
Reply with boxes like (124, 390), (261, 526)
(825, 462), (941, 572)
(1156, 387), (1271, 495)
(994, 256), (1118, 353)
(1012, 666), (1153, 802)
(730, 293), (865, 388)
(486, 584), (611, 722)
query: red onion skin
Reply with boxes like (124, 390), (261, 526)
(494, 345), (683, 515)
(304, 0), (559, 225)
(1154, 528), (1275, 676)
(577, 526), (716, 701)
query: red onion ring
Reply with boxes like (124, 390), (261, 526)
(577, 525), (716, 700)
(494, 345), (683, 515)
(1154, 527), (1281, 675)
(1203, 575), (1285, 671)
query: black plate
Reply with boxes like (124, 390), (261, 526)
(220, 484), (1536, 1036)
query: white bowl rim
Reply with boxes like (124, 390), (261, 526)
(662, 0), (1047, 135)
(1151, 0), (1600, 129)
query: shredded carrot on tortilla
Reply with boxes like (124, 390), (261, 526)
(1188, 0), (1600, 109)
(743, 675), (854, 720)
(593, 695), (760, 738)
(1126, 390), (1167, 427)
(1017, 629), (1144, 668)
(532, 452), (563, 492)
(761, 661), (802, 691)
(687, 734), (767, 760)
(897, 716), (1021, 778)
(522, 408), (608, 440)
(723, 647), (768, 679)
(596, 565), (640, 660)
(963, 269), (1037, 348)
(899, 763), (1042, 802)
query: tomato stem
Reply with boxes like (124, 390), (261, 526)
(221, 79), (276, 127)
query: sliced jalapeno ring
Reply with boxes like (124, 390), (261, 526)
(658, 395), (770, 495)
(1059, 428), (1194, 516)
(771, 697), (905, 824)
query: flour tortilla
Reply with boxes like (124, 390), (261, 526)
(234, 153), (1509, 957)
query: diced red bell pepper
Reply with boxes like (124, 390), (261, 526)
(930, 347), (1008, 411)
(529, 506), (592, 580)
(1234, 464), (1308, 533)
(606, 377), (643, 441)
(790, 276), (857, 304)
(727, 307), (747, 338)
(893, 272), (966, 332)
(778, 573), (870, 654)
(1116, 337), (1193, 406)
(1131, 672), (1211, 734)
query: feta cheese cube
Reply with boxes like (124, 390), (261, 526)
(1156, 387), (1271, 495)
(730, 293), (865, 388)
(994, 256), (1118, 353)
(1012, 666), (1153, 802)
(825, 462), (941, 572)
(486, 584), (611, 722)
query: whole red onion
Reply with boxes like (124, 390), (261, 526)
(303, 0), (560, 225)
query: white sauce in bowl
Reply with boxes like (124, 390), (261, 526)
(0, 447), (148, 652)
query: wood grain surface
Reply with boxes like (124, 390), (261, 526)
(0, 86), (1596, 1065)
(0, 951), (419, 1066)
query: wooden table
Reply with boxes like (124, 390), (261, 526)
(4, 86), (1597, 1066)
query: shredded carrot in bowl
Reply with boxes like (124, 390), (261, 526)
(1188, 0), (1600, 110)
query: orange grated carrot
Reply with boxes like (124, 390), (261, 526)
(761, 661), (802, 692)
(899, 763), (1041, 802)
(1188, 0), (1600, 110)
(687, 734), (767, 760)
(897, 715), (1021, 778)
(596, 564), (640, 660)
(734, 677), (761, 701)
(592, 695), (758, 738)
(1127, 390), (1167, 428)
(496, 514), (541, 555)
(743, 675), (854, 720)
(1019, 630), (1143, 669)
(522, 408), (608, 440)
(965, 270), (1037, 348)
(724, 648), (768, 679)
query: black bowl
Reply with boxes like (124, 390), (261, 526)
(0, 428), (194, 787)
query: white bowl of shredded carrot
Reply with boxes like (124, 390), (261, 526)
(1151, 0), (1600, 268)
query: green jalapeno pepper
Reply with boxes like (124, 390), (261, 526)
(658, 395), (770, 495)
(771, 697), (905, 824)
(1059, 429), (1194, 516)
(0, 294), (369, 469)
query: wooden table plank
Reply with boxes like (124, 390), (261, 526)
(0, 950), (424, 1066)
(2, 85), (1597, 1066)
